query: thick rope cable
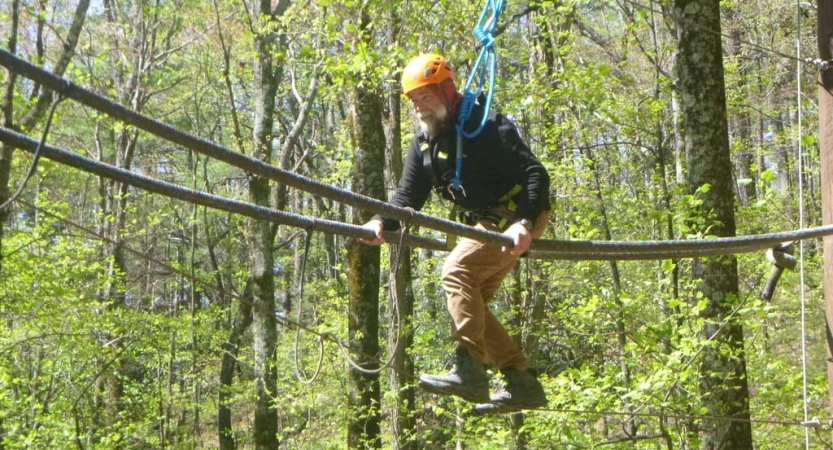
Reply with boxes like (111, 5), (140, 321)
(6, 125), (833, 262)
(0, 126), (446, 251)
(5, 51), (833, 261)
(0, 49), (519, 251)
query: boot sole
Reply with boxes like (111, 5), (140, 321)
(418, 378), (490, 404)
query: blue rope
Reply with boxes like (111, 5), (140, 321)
(450, 0), (505, 192)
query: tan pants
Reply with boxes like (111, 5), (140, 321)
(441, 211), (549, 371)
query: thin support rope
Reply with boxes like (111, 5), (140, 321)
(795, 4), (813, 446)
(293, 230), (325, 385)
(0, 93), (63, 211)
(335, 224), (410, 376)
(512, 405), (827, 428)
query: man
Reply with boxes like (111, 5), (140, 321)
(361, 53), (551, 410)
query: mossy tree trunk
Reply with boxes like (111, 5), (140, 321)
(248, 0), (283, 447)
(674, 0), (752, 447)
(346, 9), (386, 448)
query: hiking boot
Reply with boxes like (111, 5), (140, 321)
(488, 367), (547, 410)
(419, 347), (490, 403)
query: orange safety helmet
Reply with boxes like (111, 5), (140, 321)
(401, 53), (456, 96)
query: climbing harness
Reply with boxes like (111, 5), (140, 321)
(417, 127), (523, 248)
(451, 0), (505, 193)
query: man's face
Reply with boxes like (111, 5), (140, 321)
(408, 85), (448, 137)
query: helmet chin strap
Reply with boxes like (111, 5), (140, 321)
(430, 80), (459, 116)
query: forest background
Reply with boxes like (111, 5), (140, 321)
(0, 0), (829, 448)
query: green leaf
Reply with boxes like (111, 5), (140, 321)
(760, 168), (776, 183)
(801, 134), (817, 147)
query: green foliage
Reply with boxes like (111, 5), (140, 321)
(0, 0), (826, 447)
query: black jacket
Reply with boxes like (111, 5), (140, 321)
(374, 105), (551, 231)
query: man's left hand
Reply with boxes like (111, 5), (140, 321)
(503, 222), (532, 256)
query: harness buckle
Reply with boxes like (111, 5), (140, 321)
(447, 183), (466, 201)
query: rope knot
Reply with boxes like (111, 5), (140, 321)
(458, 91), (477, 120)
(401, 206), (417, 229)
(474, 27), (494, 49)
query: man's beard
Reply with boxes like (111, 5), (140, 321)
(417, 104), (449, 138)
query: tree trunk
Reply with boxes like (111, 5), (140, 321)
(346, 11), (386, 448)
(507, 268), (529, 450)
(249, 0), (281, 447)
(219, 282), (254, 450)
(674, 0), (752, 448)
(0, 0), (89, 270)
(384, 49), (416, 450)
(97, 0), (151, 425)
(0, 0), (20, 295)
(346, 233), (382, 450)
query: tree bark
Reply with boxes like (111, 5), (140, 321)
(0, 0), (21, 282)
(346, 10), (386, 449)
(674, 0), (752, 448)
(219, 282), (254, 450)
(249, 0), (281, 447)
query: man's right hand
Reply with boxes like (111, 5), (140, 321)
(359, 219), (385, 245)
